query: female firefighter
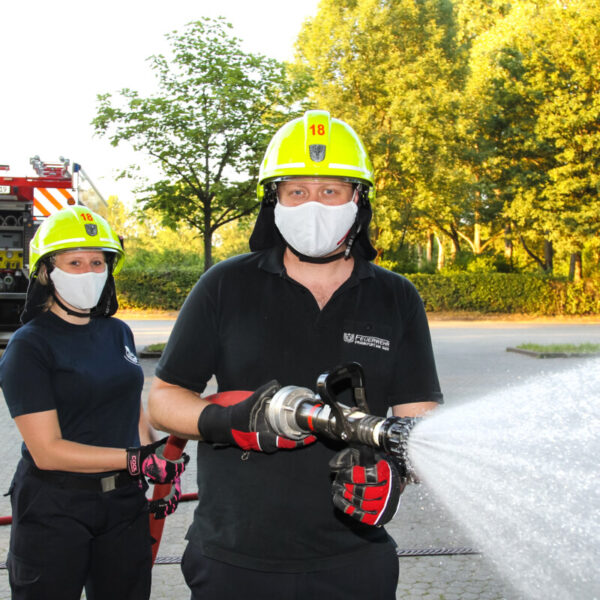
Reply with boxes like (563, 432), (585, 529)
(0, 206), (188, 600)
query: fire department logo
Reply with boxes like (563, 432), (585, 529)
(85, 224), (98, 236)
(309, 144), (326, 162)
(124, 345), (139, 365)
(343, 331), (390, 352)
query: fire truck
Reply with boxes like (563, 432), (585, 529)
(0, 156), (106, 329)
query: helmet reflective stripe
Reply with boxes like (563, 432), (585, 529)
(328, 163), (372, 176)
(35, 237), (87, 250)
(275, 162), (306, 169)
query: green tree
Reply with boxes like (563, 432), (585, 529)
(535, 0), (600, 279)
(466, 0), (600, 277)
(94, 18), (305, 271)
(295, 0), (508, 267)
(104, 196), (205, 269)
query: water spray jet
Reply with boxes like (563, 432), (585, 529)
(264, 360), (599, 599)
(406, 358), (600, 600)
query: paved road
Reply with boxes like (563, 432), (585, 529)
(0, 317), (598, 599)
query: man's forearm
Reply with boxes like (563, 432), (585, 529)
(148, 377), (210, 440)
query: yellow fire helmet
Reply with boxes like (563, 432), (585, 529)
(257, 110), (375, 204)
(250, 110), (377, 261)
(29, 206), (124, 277)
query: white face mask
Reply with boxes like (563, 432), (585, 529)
(274, 200), (358, 258)
(50, 266), (108, 310)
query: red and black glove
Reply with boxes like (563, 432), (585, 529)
(329, 446), (405, 526)
(197, 381), (317, 453)
(127, 437), (189, 483)
(148, 476), (182, 519)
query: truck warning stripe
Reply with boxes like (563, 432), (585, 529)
(38, 188), (65, 211)
(33, 198), (51, 217)
(58, 188), (75, 204)
(33, 187), (75, 218)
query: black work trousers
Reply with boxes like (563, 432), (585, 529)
(181, 540), (400, 600)
(7, 459), (152, 600)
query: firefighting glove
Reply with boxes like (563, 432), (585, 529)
(329, 446), (406, 526)
(197, 381), (317, 453)
(126, 437), (189, 483)
(148, 476), (182, 519)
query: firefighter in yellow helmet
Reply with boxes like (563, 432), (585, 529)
(23, 205), (125, 323)
(250, 109), (377, 262)
(0, 206), (188, 600)
(149, 111), (443, 600)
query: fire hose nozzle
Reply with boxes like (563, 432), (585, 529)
(265, 379), (422, 480)
(267, 385), (317, 441)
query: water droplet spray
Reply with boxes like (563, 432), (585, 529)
(407, 358), (600, 599)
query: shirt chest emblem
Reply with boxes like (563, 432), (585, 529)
(343, 331), (390, 352)
(124, 345), (140, 365)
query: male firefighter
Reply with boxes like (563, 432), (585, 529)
(148, 110), (442, 599)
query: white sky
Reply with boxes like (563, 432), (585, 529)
(1, 0), (320, 204)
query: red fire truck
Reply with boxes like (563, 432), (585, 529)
(0, 156), (104, 329)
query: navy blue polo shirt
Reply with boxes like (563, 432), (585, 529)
(0, 311), (144, 460)
(157, 246), (442, 572)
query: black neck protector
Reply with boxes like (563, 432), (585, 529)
(51, 292), (92, 319)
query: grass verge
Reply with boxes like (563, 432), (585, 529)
(516, 342), (600, 353)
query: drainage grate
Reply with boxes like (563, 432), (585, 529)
(396, 547), (480, 557)
(0, 548), (481, 570)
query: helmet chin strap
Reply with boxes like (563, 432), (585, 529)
(288, 244), (348, 264)
(51, 292), (92, 318)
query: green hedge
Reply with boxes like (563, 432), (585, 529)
(116, 267), (202, 310)
(406, 273), (600, 315)
(116, 268), (600, 315)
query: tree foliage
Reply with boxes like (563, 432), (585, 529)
(296, 0), (506, 262)
(295, 0), (600, 276)
(467, 0), (600, 277)
(94, 18), (306, 271)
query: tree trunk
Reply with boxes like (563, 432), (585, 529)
(544, 240), (553, 273)
(474, 221), (481, 255)
(203, 201), (213, 272)
(504, 223), (513, 262)
(416, 244), (423, 269)
(449, 225), (461, 256)
(435, 233), (445, 271)
(203, 231), (213, 272)
(569, 251), (582, 282)
(426, 233), (434, 262)
(518, 234), (547, 272)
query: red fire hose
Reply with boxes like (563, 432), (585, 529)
(149, 435), (188, 563)
(149, 390), (251, 564)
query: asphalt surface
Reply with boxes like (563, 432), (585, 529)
(0, 317), (598, 599)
